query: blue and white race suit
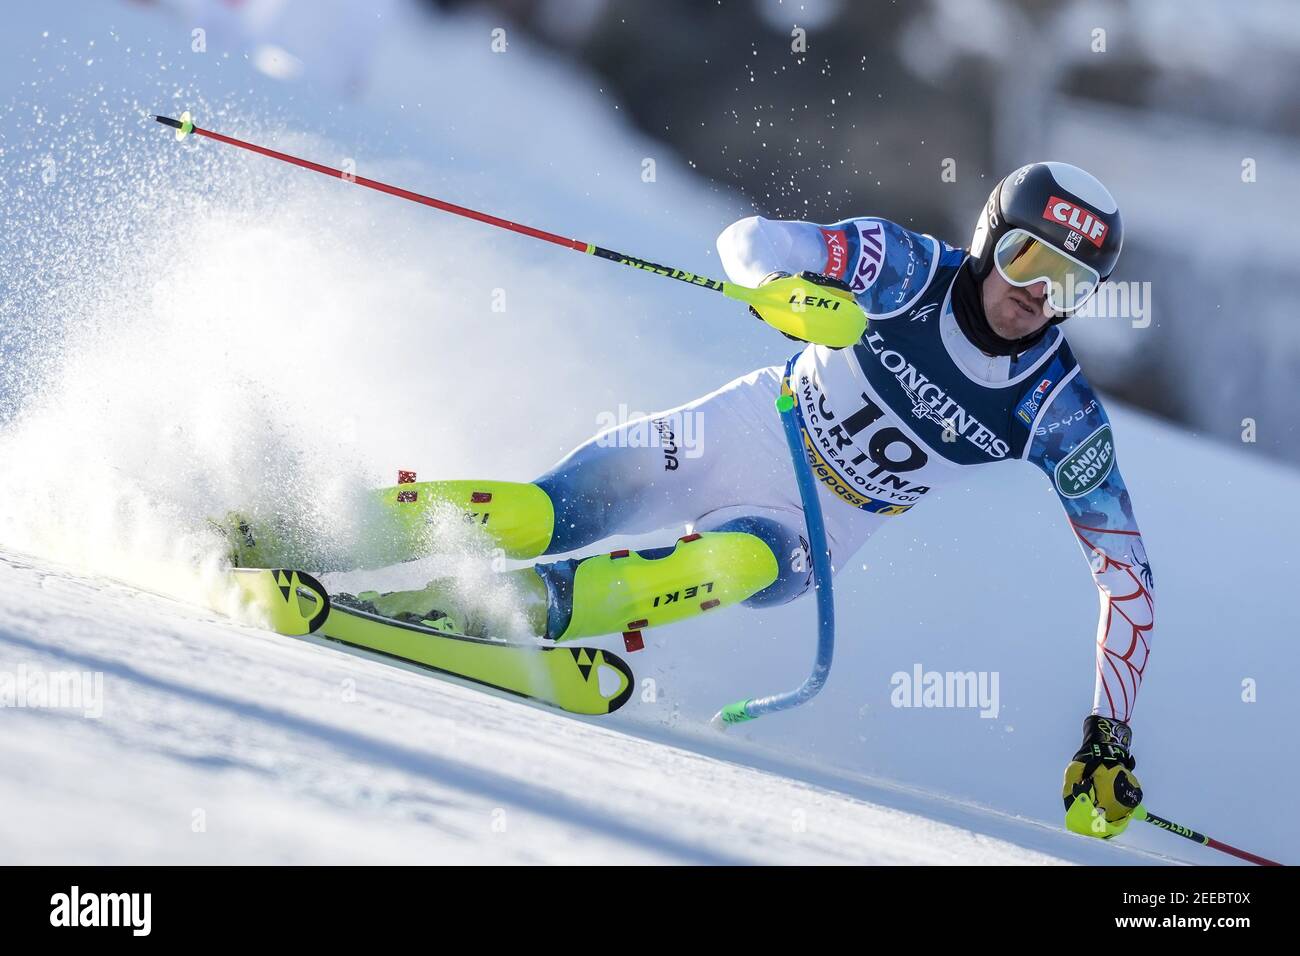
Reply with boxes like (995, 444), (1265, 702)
(531, 215), (1154, 722)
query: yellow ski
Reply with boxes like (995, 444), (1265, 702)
(219, 568), (633, 716)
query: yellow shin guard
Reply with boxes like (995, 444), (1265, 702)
(553, 531), (779, 642)
(375, 479), (555, 565)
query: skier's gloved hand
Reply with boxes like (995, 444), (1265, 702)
(797, 271), (855, 295)
(746, 271), (864, 348)
(1062, 715), (1144, 839)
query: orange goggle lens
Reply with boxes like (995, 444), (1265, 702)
(994, 230), (1100, 313)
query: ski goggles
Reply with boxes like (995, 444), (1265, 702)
(994, 229), (1101, 314)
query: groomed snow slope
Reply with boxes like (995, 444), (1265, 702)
(0, 549), (1162, 865)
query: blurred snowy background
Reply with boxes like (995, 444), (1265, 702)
(99, 0), (1300, 464)
(7, 0), (1297, 464)
(464, 0), (1300, 464)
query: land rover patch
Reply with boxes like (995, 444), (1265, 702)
(1054, 424), (1115, 498)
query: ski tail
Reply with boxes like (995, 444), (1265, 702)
(225, 568), (331, 635)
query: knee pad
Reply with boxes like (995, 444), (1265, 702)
(710, 514), (814, 608)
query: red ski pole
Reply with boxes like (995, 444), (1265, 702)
(150, 112), (866, 346)
(1136, 806), (1282, 866)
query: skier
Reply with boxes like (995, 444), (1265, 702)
(230, 162), (1152, 840)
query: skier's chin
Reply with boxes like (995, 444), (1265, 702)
(989, 304), (1050, 341)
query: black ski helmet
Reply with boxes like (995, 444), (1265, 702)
(968, 162), (1123, 316)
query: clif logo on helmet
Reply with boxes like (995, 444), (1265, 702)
(1041, 196), (1108, 248)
